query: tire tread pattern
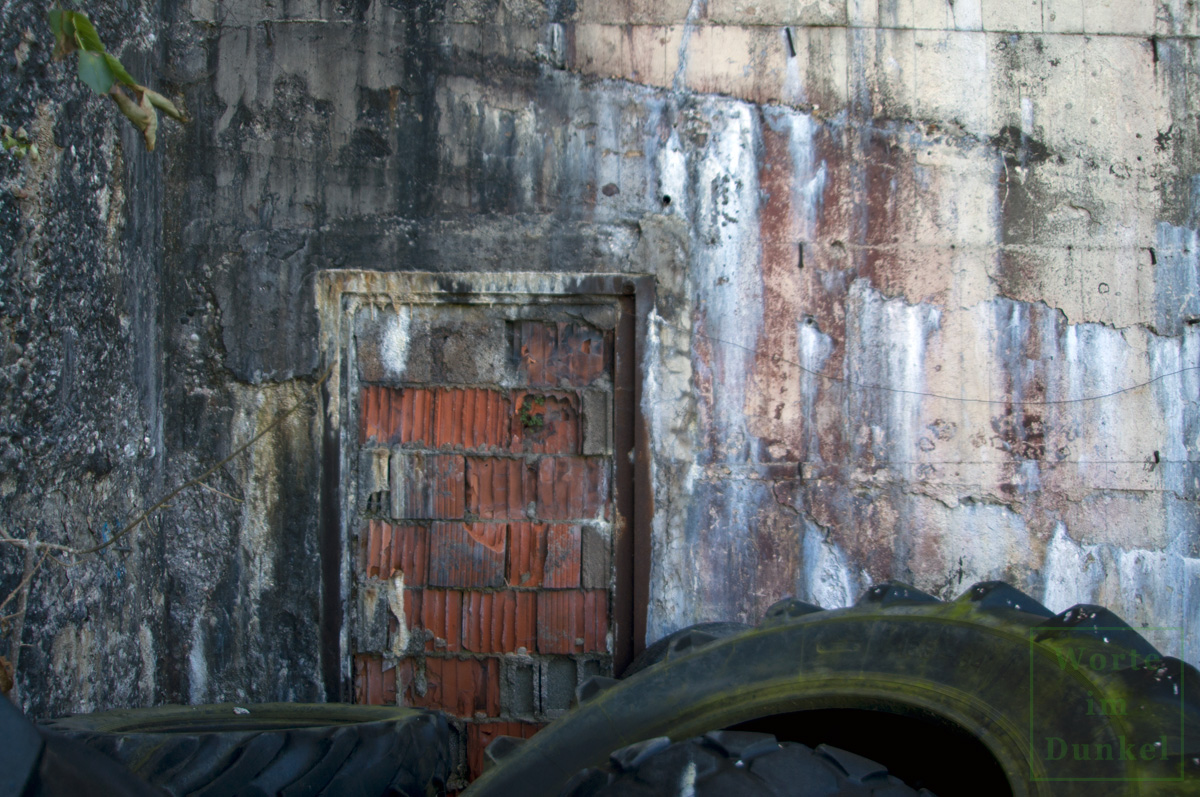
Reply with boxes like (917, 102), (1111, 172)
(559, 732), (936, 797)
(39, 704), (450, 797)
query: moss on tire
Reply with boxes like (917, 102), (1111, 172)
(39, 702), (451, 797)
(467, 581), (1200, 797)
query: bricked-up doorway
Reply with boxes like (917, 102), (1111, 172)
(316, 273), (652, 783)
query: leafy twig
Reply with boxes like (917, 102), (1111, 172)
(48, 7), (186, 151)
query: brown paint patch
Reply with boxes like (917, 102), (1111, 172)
(747, 112), (806, 464)
(854, 129), (920, 305)
(990, 407), (1047, 461)
(802, 128), (856, 470)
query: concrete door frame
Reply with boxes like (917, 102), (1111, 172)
(315, 271), (655, 701)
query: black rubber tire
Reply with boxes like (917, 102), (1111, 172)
(558, 731), (934, 796)
(38, 702), (451, 797)
(621, 621), (752, 678)
(2, 694), (164, 797)
(466, 580), (1200, 797)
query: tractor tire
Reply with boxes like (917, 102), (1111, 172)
(39, 702), (451, 797)
(558, 731), (934, 796)
(467, 581), (1200, 797)
(2, 693), (163, 797)
(621, 621), (752, 678)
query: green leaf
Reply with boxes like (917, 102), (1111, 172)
(0, 120), (29, 158)
(77, 50), (116, 94)
(103, 53), (138, 88)
(111, 87), (158, 151)
(48, 8), (77, 58)
(142, 87), (186, 122)
(69, 11), (106, 53)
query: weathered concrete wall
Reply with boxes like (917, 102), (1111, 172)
(0, 0), (171, 714)
(1, 0), (1197, 720)
(0, 0), (328, 714)
(586, 3), (1200, 663)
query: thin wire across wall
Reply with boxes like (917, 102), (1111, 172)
(651, 314), (1200, 470)
(652, 315), (1200, 407)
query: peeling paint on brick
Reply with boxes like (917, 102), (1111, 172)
(429, 523), (507, 588)
(391, 453), (466, 520)
(467, 458), (536, 520)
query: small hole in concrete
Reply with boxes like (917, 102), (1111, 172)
(661, 195), (672, 207)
